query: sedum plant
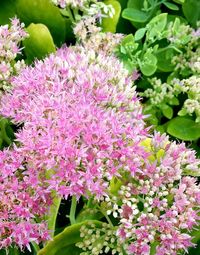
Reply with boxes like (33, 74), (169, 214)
(115, 12), (200, 142)
(0, 2), (199, 255)
(0, 44), (200, 255)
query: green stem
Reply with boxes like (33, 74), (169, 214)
(87, 197), (94, 208)
(31, 242), (40, 253)
(47, 195), (62, 238)
(156, 45), (182, 54)
(69, 196), (77, 225)
(97, 205), (113, 227)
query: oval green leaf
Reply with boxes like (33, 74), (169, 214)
(163, 2), (179, 10)
(156, 48), (175, 72)
(160, 104), (173, 119)
(37, 220), (103, 255)
(23, 23), (56, 63)
(182, 0), (200, 27)
(146, 13), (167, 41)
(127, 0), (143, 9)
(134, 28), (146, 41)
(167, 117), (200, 141)
(173, 0), (185, 3)
(122, 8), (150, 23)
(16, 0), (67, 46)
(102, 0), (121, 33)
(140, 51), (157, 76)
(0, 0), (17, 25)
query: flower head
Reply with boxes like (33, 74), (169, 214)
(77, 133), (200, 255)
(0, 46), (147, 200)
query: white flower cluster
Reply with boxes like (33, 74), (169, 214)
(140, 77), (181, 105)
(142, 74), (200, 122)
(74, 17), (123, 53)
(51, 0), (88, 8)
(0, 18), (28, 93)
(171, 24), (200, 76)
(77, 222), (124, 255)
(85, 1), (115, 19)
(178, 75), (200, 122)
(52, 0), (115, 42)
(51, 0), (114, 19)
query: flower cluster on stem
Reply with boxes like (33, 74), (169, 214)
(0, 18), (27, 93)
(0, 39), (200, 254)
(77, 134), (200, 255)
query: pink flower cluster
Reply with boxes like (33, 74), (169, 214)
(0, 45), (200, 254)
(107, 134), (200, 255)
(1, 46), (147, 199)
(0, 148), (51, 250)
(0, 46), (147, 249)
(77, 133), (200, 255)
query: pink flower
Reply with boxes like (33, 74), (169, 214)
(0, 149), (51, 250)
(0, 46), (147, 201)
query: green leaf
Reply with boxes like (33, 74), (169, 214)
(16, 0), (67, 46)
(182, 0), (200, 27)
(140, 62), (157, 76)
(134, 28), (146, 41)
(140, 51), (157, 76)
(126, 0), (159, 28)
(183, 169), (200, 177)
(160, 104), (173, 119)
(148, 13), (168, 30)
(37, 220), (103, 255)
(23, 23), (56, 63)
(109, 176), (123, 195)
(168, 97), (179, 106)
(167, 117), (200, 141)
(150, 241), (159, 255)
(0, 0), (17, 25)
(188, 242), (200, 255)
(127, 0), (143, 9)
(102, 0), (121, 33)
(122, 58), (136, 73)
(121, 33), (135, 46)
(54, 245), (81, 255)
(178, 108), (188, 116)
(122, 8), (150, 23)
(172, 0), (185, 4)
(143, 105), (159, 125)
(156, 48), (175, 72)
(191, 227), (200, 244)
(156, 125), (166, 134)
(163, 2), (179, 10)
(31, 242), (40, 254)
(0, 138), (3, 149)
(146, 13), (168, 41)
